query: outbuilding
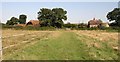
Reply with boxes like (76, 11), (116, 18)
(26, 20), (40, 27)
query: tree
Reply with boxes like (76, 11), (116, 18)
(6, 17), (19, 25)
(78, 23), (87, 28)
(19, 14), (27, 24)
(38, 8), (67, 28)
(107, 8), (120, 26)
(38, 8), (53, 27)
(52, 8), (67, 28)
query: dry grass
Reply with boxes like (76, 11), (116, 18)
(74, 30), (118, 41)
(74, 30), (119, 51)
(2, 29), (60, 48)
(2, 29), (119, 60)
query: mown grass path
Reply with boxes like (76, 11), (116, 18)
(3, 30), (118, 60)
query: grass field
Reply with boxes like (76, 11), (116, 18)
(2, 29), (119, 60)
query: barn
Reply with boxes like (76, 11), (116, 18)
(26, 20), (40, 27)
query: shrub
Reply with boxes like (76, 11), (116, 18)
(2, 25), (56, 31)
(63, 24), (77, 29)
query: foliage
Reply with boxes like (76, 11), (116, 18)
(38, 8), (67, 28)
(2, 25), (56, 31)
(6, 14), (27, 25)
(19, 14), (27, 24)
(23, 26), (56, 30)
(63, 23), (77, 29)
(107, 8), (120, 27)
(78, 23), (87, 28)
(63, 23), (89, 30)
(6, 17), (19, 25)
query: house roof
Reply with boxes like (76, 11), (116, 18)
(26, 20), (41, 27)
(88, 18), (102, 25)
(28, 20), (40, 24)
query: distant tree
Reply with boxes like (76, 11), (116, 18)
(67, 22), (71, 24)
(107, 8), (120, 27)
(64, 23), (77, 28)
(78, 23), (87, 28)
(6, 17), (19, 25)
(38, 8), (67, 28)
(19, 14), (27, 24)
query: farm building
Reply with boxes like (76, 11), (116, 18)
(88, 18), (102, 28)
(88, 18), (109, 28)
(26, 20), (40, 27)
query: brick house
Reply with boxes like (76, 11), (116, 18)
(88, 18), (102, 28)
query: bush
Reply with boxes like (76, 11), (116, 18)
(104, 26), (120, 32)
(63, 24), (78, 29)
(76, 27), (119, 32)
(76, 27), (99, 30)
(2, 25), (13, 29)
(2, 25), (56, 31)
(2, 24), (120, 32)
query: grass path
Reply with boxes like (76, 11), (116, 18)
(3, 30), (118, 60)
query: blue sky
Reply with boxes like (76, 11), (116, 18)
(1, 0), (120, 2)
(1, 2), (118, 23)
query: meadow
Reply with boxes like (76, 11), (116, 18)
(2, 29), (119, 60)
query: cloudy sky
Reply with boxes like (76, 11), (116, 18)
(0, 0), (119, 23)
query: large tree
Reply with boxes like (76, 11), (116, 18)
(38, 8), (67, 28)
(19, 14), (27, 24)
(107, 8), (120, 26)
(52, 8), (67, 28)
(6, 17), (19, 25)
(38, 8), (53, 26)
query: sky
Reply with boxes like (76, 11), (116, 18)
(118, 1), (120, 8)
(1, 2), (119, 24)
(1, 0), (120, 2)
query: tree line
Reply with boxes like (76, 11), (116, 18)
(6, 7), (120, 28)
(6, 8), (67, 28)
(6, 14), (27, 25)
